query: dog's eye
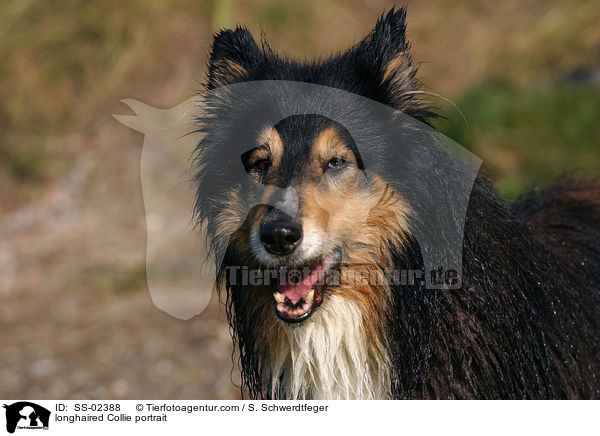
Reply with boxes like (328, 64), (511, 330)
(252, 159), (271, 173)
(241, 150), (270, 175)
(327, 157), (347, 169)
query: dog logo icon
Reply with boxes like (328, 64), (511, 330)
(3, 402), (50, 434)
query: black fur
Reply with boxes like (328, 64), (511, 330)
(206, 8), (434, 122)
(195, 7), (600, 399)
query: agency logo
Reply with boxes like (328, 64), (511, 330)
(2, 402), (50, 434)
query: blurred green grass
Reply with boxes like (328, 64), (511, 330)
(435, 81), (600, 199)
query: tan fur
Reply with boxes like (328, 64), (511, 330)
(258, 294), (392, 399)
(215, 185), (246, 244)
(224, 59), (248, 78)
(311, 127), (357, 167)
(261, 128), (410, 398)
(257, 126), (284, 168)
(225, 125), (413, 398)
(564, 184), (600, 207)
(381, 54), (408, 84)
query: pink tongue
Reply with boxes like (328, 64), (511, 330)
(278, 264), (323, 304)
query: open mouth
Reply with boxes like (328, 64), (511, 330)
(272, 250), (341, 323)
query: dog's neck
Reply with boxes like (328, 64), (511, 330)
(264, 294), (392, 399)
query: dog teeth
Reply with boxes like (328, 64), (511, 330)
(274, 289), (316, 319)
(273, 291), (286, 304)
(305, 288), (314, 303)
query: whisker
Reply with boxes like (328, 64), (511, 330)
(401, 90), (469, 127)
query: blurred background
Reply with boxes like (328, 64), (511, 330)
(1, 0), (599, 399)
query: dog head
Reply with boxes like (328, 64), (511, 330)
(195, 8), (432, 325)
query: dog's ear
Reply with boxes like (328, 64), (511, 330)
(207, 26), (262, 89)
(356, 8), (433, 120)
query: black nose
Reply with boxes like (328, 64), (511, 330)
(259, 218), (303, 255)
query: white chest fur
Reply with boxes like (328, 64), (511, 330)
(265, 295), (392, 399)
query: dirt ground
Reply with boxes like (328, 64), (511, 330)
(0, 122), (241, 398)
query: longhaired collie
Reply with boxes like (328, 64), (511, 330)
(193, 8), (600, 399)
